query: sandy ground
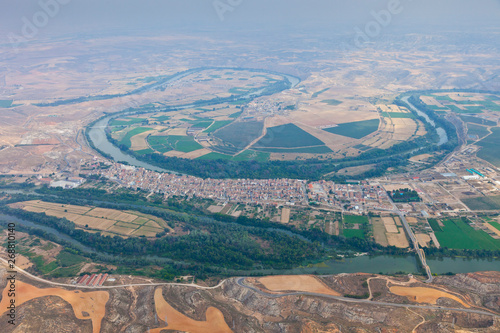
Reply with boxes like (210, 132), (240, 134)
(280, 208), (290, 224)
(389, 286), (470, 308)
(257, 275), (340, 296)
(410, 154), (434, 162)
(0, 280), (109, 333)
(150, 288), (232, 333)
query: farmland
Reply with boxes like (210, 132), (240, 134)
(343, 215), (369, 224)
(429, 218), (500, 250)
(254, 123), (326, 148)
(214, 121), (264, 150)
(461, 195), (500, 210)
(119, 127), (153, 148)
(12, 200), (170, 238)
(323, 119), (380, 139)
(343, 229), (365, 239)
(149, 135), (203, 153)
(476, 128), (500, 167)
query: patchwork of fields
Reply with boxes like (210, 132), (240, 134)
(12, 200), (170, 238)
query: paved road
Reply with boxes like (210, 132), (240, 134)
(236, 278), (500, 318)
(0, 258), (225, 290)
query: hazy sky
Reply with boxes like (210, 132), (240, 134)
(2, 0), (500, 42)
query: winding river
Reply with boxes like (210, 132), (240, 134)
(87, 69), (300, 173)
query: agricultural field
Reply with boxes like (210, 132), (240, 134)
(429, 218), (500, 250)
(476, 128), (500, 167)
(213, 120), (264, 151)
(119, 127), (153, 148)
(343, 228), (365, 239)
(462, 195), (500, 210)
(253, 123), (328, 151)
(323, 119), (380, 139)
(343, 215), (369, 224)
(149, 135), (203, 153)
(466, 124), (490, 140)
(11, 200), (170, 238)
(0, 99), (13, 108)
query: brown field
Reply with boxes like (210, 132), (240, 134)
(372, 217), (389, 246)
(168, 127), (188, 136)
(130, 130), (154, 151)
(389, 286), (470, 307)
(150, 288), (232, 333)
(416, 233), (431, 247)
(74, 216), (117, 230)
(410, 154), (433, 163)
(0, 280), (109, 333)
(182, 148), (212, 159)
(257, 275), (340, 296)
(406, 217), (418, 224)
(280, 208), (290, 224)
(14, 201), (170, 237)
(386, 229), (410, 248)
(383, 217), (399, 233)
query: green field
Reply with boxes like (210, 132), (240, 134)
(476, 128), (500, 167)
(343, 229), (365, 239)
(467, 124), (490, 139)
(381, 112), (414, 118)
(148, 135), (202, 153)
(321, 99), (342, 106)
(120, 127), (152, 148)
(204, 120), (233, 133)
(460, 115), (497, 126)
(429, 218), (500, 250)
(152, 115), (171, 122)
(428, 219), (442, 232)
(253, 146), (332, 154)
(489, 221), (500, 231)
(311, 88), (330, 98)
(343, 215), (369, 224)
(254, 123), (325, 148)
(214, 121), (264, 150)
(191, 121), (213, 128)
(462, 195), (500, 210)
(229, 111), (243, 118)
(111, 117), (146, 126)
(0, 99), (13, 108)
(324, 119), (380, 139)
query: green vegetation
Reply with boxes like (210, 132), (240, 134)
(119, 127), (152, 148)
(323, 119), (380, 139)
(196, 150), (270, 162)
(111, 117), (146, 126)
(428, 219), (442, 232)
(191, 121), (213, 128)
(204, 120), (233, 133)
(312, 88), (330, 98)
(381, 112), (414, 118)
(148, 135), (203, 153)
(462, 195), (500, 210)
(152, 115), (171, 122)
(460, 115), (497, 126)
(430, 218), (500, 250)
(321, 99), (342, 106)
(254, 124), (325, 148)
(476, 128), (500, 167)
(343, 229), (365, 239)
(229, 111), (243, 118)
(0, 100), (13, 108)
(214, 121), (264, 150)
(344, 215), (369, 224)
(489, 221), (500, 231)
(253, 146), (332, 154)
(466, 124), (489, 139)
(387, 188), (421, 203)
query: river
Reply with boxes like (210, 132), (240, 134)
(88, 69), (300, 172)
(1, 214), (498, 275)
(402, 95), (448, 146)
